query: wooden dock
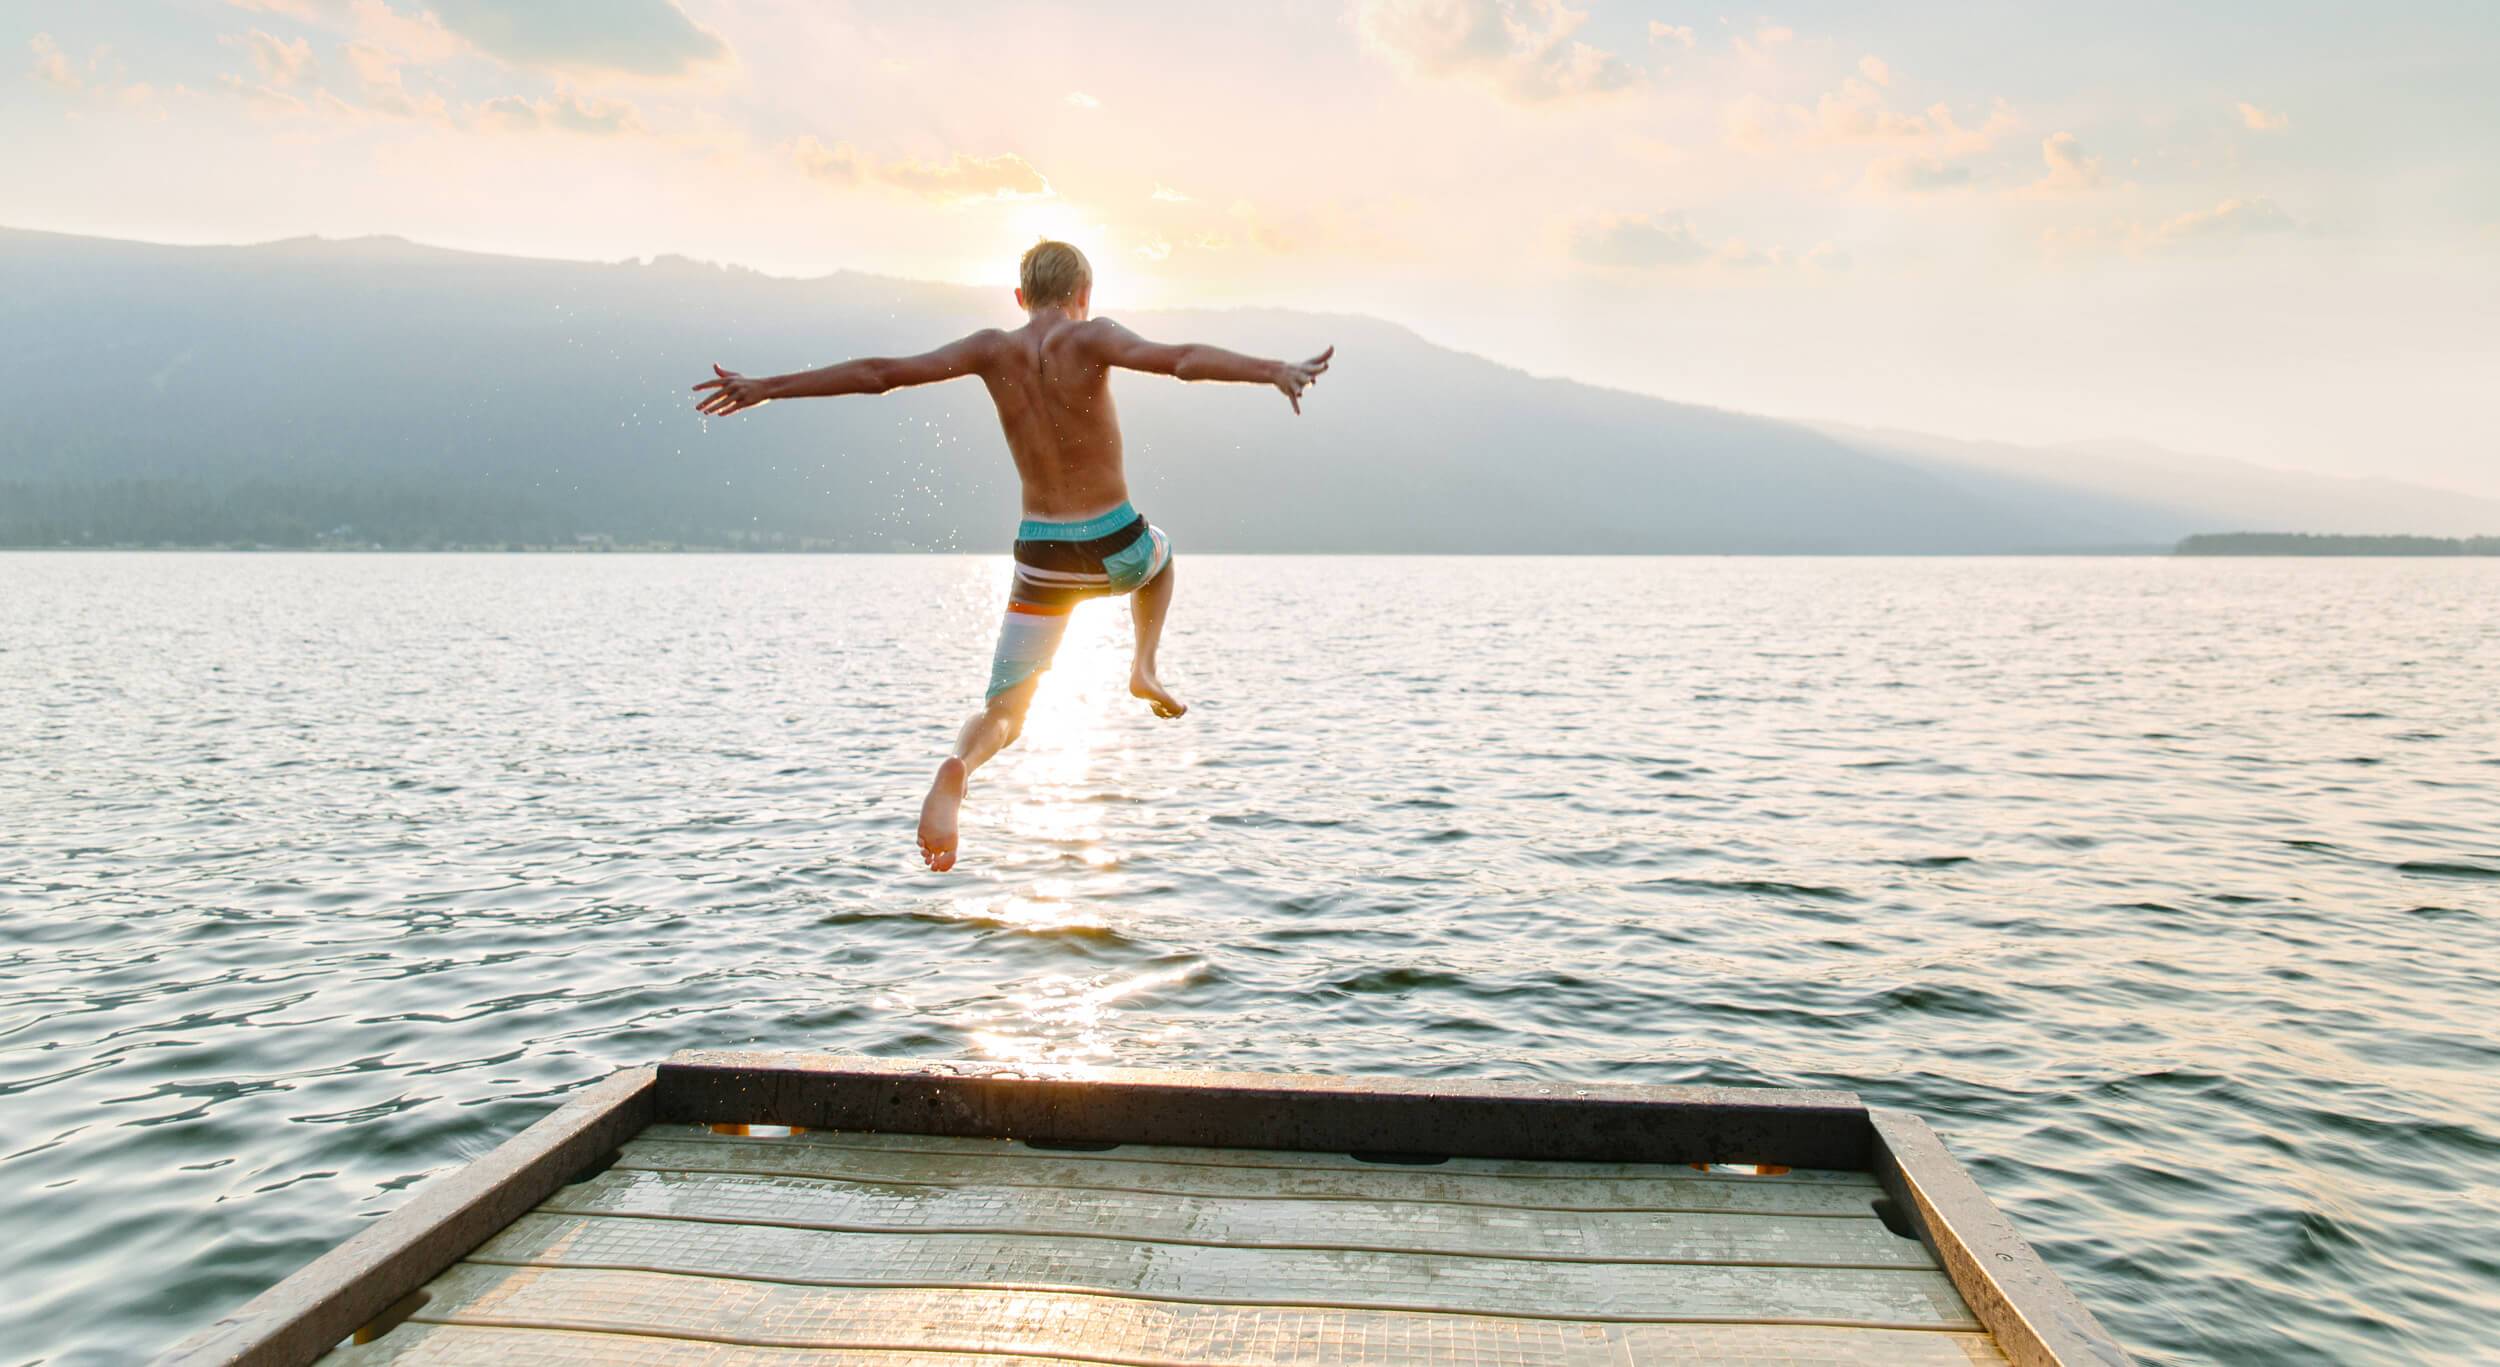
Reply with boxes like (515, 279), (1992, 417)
(165, 1053), (2129, 1366)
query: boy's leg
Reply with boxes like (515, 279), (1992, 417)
(916, 676), (1038, 873)
(1128, 557), (1185, 719)
(918, 593), (1071, 872)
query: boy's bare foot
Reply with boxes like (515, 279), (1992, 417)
(1129, 667), (1186, 719)
(917, 756), (967, 871)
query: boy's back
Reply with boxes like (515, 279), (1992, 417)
(968, 317), (1136, 522)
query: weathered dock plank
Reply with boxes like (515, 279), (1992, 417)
(335, 1269), (2014, 1365)
(639, 1122), (1884, 1184)
(467, 1207), (1979, 1327)
(615, 1135), (1888, 1216)
(547, 1162), (1930, 1267)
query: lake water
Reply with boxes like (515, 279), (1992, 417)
(2, 552), (2496, 1365)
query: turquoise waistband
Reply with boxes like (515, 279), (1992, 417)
(1016, 501), (1140, 542)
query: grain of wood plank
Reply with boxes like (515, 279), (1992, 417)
(353, 1268), (2009, 1365)
(643, 1123), (1878, 1186)
(617, 1138), (1883, 1217)
(468, 1212), (1980, 1327)
(544, 1166), (1933, 1269)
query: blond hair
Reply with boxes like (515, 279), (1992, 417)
(1018, 239), (1091, 308)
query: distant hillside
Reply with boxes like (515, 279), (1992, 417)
(2178, 533), (2500, 556)
(5, 226), (2496, 552)
(1813, 425), (2500, 542)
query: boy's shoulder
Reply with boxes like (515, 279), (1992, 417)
(945, 326), (1013, 371)
(1064, 316), (1148, 356)
(1025, 316), (1130, 360)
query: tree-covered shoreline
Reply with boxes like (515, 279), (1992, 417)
(2178, 532), (2500, 555)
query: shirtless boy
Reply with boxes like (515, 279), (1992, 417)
(694, 240), (1332, 872)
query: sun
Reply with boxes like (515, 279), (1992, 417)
(940, 198), (1163, 307)
(1005, 198), (1099, 251)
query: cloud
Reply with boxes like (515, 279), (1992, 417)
(475, 89), (643, 136)
(1730, 78), (2015, 158)
(1355, 0), (1643, 103)
(1648, 21), (1693, 47)
(212, 31), (319, 118)
(29, 33), (162, 110)
(1813, 78), (1934, 140)
(1720, 93), (1797, 148)
(1208, 198), (1405, 259)
(789, 136), (1052, 203)
(2029, 131), (2104, 193)
(29, 33), (79, 90)
(339, 1), (466, 65)
(1571, 212), (1713, 267)
(789, 136), (865, 185)
(1864, 154), (1974, 193)
(1064, 91), (1099, 109)
(1150, 183), (1191, 203)
(422, 0), (728, 76)
(2044, 195), (2300, 258)
(219, 73), (311, 117)
(1775, 84), (2016, 194)
(1858, 54), (1889, 86)
(226, 29), (318, 87)
(882, 151), (1052, 201)
(1569, 211), (1821, 271)
(225, 0), (718, 76)
(342, 42), (444, 118)
(2157, 195), (2295, 241)
(1733, 23), (1793, 61)
(2236, 101), (2287, 132)
(200, 15), (451, 124)
(225, 0), (341, 17)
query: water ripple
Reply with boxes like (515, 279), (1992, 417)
(1, 552), (2497, 1365)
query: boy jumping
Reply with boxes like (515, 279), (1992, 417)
(694, 240), (1332, 872)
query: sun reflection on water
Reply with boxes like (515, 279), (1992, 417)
(948, 890), (1110, 937)
(997, 581), (1136, 857)
(961, 568), (1183, 1064)
(969, 960), (1200, 1067)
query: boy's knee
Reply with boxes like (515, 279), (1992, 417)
(985, 690), (1031, 736)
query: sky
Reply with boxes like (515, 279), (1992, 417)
(7, 0), (2498, 495)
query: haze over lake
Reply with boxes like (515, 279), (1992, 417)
(4, 552), (2495, 1365)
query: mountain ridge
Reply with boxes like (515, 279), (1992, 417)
(4, 225), (2494, 551)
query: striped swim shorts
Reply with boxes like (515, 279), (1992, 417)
(987, 501), (1173, 699)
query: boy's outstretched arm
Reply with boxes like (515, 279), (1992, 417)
(694, 330), (999, 417)
(1088, 321), (1334, 414)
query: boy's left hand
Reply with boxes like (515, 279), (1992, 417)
(1273, 347), (1334, 414)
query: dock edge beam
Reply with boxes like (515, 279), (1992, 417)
(1869, 1106), (2132, 1367)
(158, 1065), (656, 1367)
(655, 1050), (1873, 1169)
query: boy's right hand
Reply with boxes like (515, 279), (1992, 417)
(694, 364), (771, 417)
(1273, 347), (1334, 414)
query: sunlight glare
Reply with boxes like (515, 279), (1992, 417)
(969, 960), (1201, 1066)
(962, 201), (1161, 307)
